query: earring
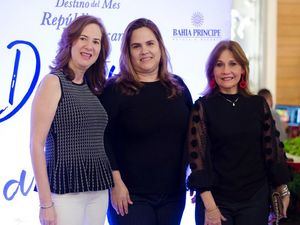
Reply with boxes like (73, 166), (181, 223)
(209, 79), (216, 88)
(239, 75), (247, 89)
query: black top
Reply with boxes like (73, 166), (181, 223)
(45, 71), (113, 194)
(100, 75), (193, 194)
(187, 93), (291, 202)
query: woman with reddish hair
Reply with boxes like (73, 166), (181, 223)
(30, 15), (113, 225)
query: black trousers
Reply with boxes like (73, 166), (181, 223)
(107, 192), (186, 225)
(195, 183), (269, 225)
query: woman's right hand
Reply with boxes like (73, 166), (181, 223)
(200, 191), (226, 225)
(110, 179), (133, 216)
(39, 207), (57, 225)
(204, 207), (226, 225)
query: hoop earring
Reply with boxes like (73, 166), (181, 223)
(239, 75), (247, 89)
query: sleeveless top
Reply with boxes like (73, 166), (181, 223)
(45, 71), (113, 194)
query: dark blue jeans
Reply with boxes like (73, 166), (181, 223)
(195, 183), (269, 225)
(107, 192), (186, 225)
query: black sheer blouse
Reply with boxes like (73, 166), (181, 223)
(187, 93), (291, 201)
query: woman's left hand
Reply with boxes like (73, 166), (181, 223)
(282, 194), (290, 218)
(276, 184), (290, 218)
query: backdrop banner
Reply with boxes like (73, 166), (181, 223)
(0, 0), (232, 224)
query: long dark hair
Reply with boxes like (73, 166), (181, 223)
(116, 18), (182, 98)
(204, 40), (252, 96)
(50, 15), (110, 95)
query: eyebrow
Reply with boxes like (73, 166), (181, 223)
(80, 34), (101, 42)
(130, 39), (156, 46)
(217, 58), (236, 62)
(130, 42), (140, 46)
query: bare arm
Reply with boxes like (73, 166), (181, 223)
(30, 74), (61, 225)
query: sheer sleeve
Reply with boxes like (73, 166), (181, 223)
(187, 98), (213, 192)
(261, 98), (292, 187)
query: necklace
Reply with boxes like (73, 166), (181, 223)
(220, 95), (239, 107)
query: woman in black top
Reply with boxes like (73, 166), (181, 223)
(187, 40), (291, 225)
(100, 18), (192, 225)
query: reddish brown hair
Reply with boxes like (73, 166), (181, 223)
(50, 15), (110, 95)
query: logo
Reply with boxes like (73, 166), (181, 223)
(0, 40), (40, 123)
(191, 12), (204, 27)
(172, 12), (222, 40)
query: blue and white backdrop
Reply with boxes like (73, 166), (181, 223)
(0, 0), (231, 224)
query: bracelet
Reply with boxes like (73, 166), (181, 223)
(281, 190), (290, 197)
(278, 184), (290, 197)
(205, 206), (218, 213)
(40, 202), (54, 209)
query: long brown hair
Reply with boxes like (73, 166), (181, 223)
(116, 18), (182, 98)
(50, 15), (110, 95)
(204, 40), (252, 96)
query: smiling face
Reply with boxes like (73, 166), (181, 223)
(213, 49), (245, 94)
(68, 23), (102, 74)
(129, 27), (161, 81)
